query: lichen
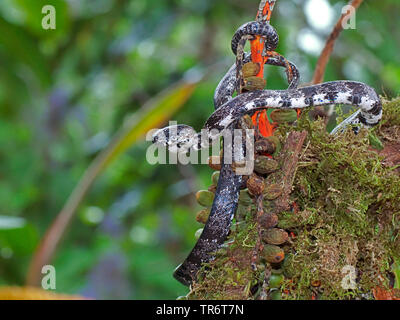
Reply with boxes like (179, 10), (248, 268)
(187, 98), (400, 300)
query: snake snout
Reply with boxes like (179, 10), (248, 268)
(151, 124), (200, 153)
(152, 128), (168, 146)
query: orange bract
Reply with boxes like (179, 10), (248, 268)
(250, 2), (275, 137)
(251, 111), (276, 137)
(250, 37), (268, 78)
(249, 1), (300, 137)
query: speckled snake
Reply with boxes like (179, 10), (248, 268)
(152, 18), (382, 286)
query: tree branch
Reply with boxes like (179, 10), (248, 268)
(312, 0), (364, 84)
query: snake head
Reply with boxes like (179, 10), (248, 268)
(152, 124), (198, 153)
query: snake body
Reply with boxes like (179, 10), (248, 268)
(231, 21), (279, 54)
(173, 163), (242, 286)
(214, 53), (300, 108)
(153, 19), (382, 287)
(153, 81), (382, 152)
(206, 81), (382, 132)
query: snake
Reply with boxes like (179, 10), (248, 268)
(151, 20), (382, 287)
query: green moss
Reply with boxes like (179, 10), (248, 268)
(187, 98), (400, 300)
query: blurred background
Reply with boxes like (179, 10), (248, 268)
(0, 0), (399, 299)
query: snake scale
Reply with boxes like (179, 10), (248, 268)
(152, 19), (382, 287)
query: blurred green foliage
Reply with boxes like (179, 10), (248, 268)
(0, 0), (399, 299)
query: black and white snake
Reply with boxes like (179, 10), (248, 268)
(152, 20), (382, 287)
